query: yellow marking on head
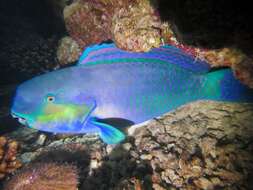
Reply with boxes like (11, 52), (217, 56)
(37, 103), (90, 123)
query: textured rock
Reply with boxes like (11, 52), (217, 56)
(56, 36), (81, 65)
(112, 0), (163, 52)
(232, 56), (253, 89)
(63, 0), (172, 52)
(3, 162), (78, 190)
(0, 136), (22, 180)
(132, 101), (253, 189)
(63, 0), (117, 49)
(7, 101), (253, 190)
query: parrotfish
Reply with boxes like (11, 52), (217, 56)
(11, 43), (253, 144)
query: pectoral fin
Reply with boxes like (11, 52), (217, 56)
(90, 119), (125, 144)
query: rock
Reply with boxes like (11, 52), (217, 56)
(63, 0), (117, 48)
(122, 143), (132, 151)
(106, 144), (115, 154)
(20, 152), (37, 164)
(112, 0), (163, 52)
(194, 177), (213, 190)
(152, 183), (166, 190)
(131, 101), (253, 189)
(56, 36), (82, 65)
(140, 154), (152, 160)
(199, 137), (217, 158)
(213, 169), (243, 183)
(90, 159), (100, 169)
(232, 56), (253, 88)
(35, 134), (47, 146)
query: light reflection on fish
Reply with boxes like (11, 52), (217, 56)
(11, 43), (253, 144)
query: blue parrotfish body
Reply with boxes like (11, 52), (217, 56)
(11, 43), (253, 144)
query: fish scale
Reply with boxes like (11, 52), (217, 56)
(73, 58), (206, 123)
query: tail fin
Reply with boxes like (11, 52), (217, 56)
(203, 69), (253, 102)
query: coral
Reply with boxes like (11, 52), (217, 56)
(33, 142), (91, 165)
(165, 27), (246, 67)
(63, 0), (117, 49)
(0, 136), (22, 180)
(56, 36), (82, 65)
(112, 0), (163, 52)
(192, 48), (253, 88)
(132, 101), (253, 189)
(4, 162), (78, 190)
(195, 47), (245, 68)
(63, 0), (167, 52)
(232, 56), (253, 89)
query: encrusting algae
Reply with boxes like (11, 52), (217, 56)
(4, 162), (78, 190)
(0, 136), (22, 180)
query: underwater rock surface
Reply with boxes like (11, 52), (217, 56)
(56, 36), (82, 65)
(63, 0), (168, 52)
(0, 136), (22, 180)
(63, 0), (116, 49)
(132, 101), (253, 189)
(4, 162), (78, 190)
(4, 101), (253, 190)
(111, 0), (162, 52)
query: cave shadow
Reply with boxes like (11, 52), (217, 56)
(0, 85), (20, 135)
(79, 137), (154, 190)
(155, 0), (253, 54)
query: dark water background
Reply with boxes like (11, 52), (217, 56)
(0, 0), (65, 134)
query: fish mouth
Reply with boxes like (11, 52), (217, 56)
(11, 112), (28, 125)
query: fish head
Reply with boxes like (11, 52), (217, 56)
(11, 70), (96, 133)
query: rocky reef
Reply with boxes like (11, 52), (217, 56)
(56, 36), (82, 65)
(4, 162), (78, 190)
(63, 0), (116, 49)
(57, 0), (253, 88)
(131, 101), (253, 189)
(63, 0), (168, 52)
(111, 0), (163, 52)
(0, 136), (22, 180)
(2, 101), (253, 190)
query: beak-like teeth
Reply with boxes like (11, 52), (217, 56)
(12, 112), (27, 125)
(11, 113), (18, 118)
(18, 117), (27, 125)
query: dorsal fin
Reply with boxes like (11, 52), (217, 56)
(78, 43), (117, 65)
(77, 42), (211, 73)
(153, 45), (211, 73)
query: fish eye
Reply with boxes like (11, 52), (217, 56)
(46, 95), (55, 102)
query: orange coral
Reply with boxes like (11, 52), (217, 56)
(4, 162), (78, 190)
(0, 136), (22, 180)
